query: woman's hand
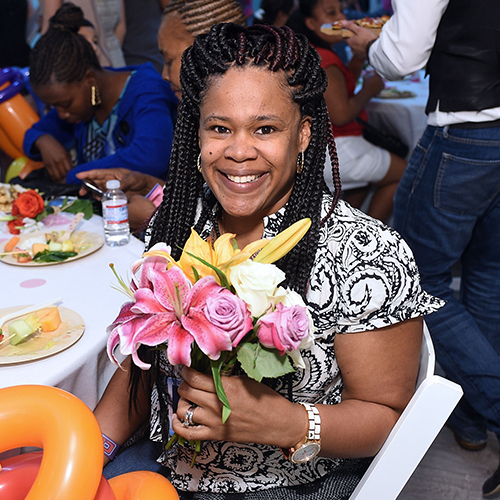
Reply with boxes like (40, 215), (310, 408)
(35, 134), (72, 183)
(172, 367), (307, 450)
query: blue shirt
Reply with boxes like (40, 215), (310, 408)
(24, 63), (178, 184)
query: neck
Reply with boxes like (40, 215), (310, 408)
(218, 212), (265, 249)
(94, 69), (130, 125)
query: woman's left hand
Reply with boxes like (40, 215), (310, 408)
(172, 367), (306, 449)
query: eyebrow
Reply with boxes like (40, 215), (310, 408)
(202, 114), (287, 125)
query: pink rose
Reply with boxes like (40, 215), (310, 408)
(257, 303), (310, 355)
(204, 288), (253, 347)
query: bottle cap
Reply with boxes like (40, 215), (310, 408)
(106, 180), (120, 190)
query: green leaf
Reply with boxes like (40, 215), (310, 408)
(210, 355), (232, 423)
(180, 248), (231, 290)
(61, 198), (93, 219)
(192, 266), (200, 282)
(237, 343), (295, 383)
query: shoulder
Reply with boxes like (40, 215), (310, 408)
(124, 63), (176, 101)
(313, 45), (344, 69)
(310, 195), (443, 332)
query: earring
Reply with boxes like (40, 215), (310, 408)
(296, 150), (305, 174)
(91, 85), (102, 107)
(197, 153), (202, 173)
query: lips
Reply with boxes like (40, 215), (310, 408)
(225, 173), (264, 184)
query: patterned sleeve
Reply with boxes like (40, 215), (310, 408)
(321, 202), (444, 333)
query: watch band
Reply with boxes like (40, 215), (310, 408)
(281, 402), (322, 463)
(102, 432), (120, 461)
(300, 402), (321, 441)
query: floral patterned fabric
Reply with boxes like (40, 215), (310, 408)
(148, 194), (443, 495)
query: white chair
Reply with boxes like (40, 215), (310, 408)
(349, 323), (463, 500)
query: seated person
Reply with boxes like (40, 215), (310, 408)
(95, 23), (442, 499)
(23, 3), (177, 185)
(77, 0), (246, 228)
(289, 0), (406, 222)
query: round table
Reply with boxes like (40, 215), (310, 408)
(0, 215), (144, 410)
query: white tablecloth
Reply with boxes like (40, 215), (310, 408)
(0, 215), (145, 410)
(365, 74), (430, 160)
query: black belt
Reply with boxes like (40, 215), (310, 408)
(448, 118), (500, 129)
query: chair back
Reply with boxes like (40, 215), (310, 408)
(349, 322), (463, 500)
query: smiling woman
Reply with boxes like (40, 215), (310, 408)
(23, 3), (177, 185)
(95, 23), (443, 500)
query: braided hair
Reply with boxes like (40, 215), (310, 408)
(29, 2), (101, 87)
(149, 23), (342, 297)
(164, 0), (247, 36)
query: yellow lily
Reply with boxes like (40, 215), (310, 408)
(253, 218), (312, 264)
(141, 217), (311, 285)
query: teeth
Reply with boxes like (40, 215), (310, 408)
(226, 173), (261, 184)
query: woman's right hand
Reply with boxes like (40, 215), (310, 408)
(35, 134), (73, 183)
(362, 71), (385, 98)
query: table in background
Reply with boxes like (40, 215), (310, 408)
(0, 215), (144, 410)
(365, 74), (429, 160)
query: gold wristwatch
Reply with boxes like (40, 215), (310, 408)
(281, 402), (321, 464)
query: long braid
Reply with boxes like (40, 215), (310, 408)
(29, 2), (101, 86)
(148, 23), (342, 297)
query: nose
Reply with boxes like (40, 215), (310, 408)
(224, 131), (258, 162)
(162, 65), (170, 82)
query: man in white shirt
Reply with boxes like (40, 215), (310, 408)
(345, 2), (500, 498)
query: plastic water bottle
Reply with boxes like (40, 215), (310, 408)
(102, 180), (130, 246)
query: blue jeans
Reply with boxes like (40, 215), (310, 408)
(103, 435), (169, 480)
(393, 124), (500, 442)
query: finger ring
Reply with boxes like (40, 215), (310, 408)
(183, 404), (197, 427)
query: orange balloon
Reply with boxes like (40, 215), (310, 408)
(0, 452), (116, 500)
(0, 385), (103, 500)
(109, 471), (180, 500)
(0, 126), (24, 159)
(0, 93), (40, 152)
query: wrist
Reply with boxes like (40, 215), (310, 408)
(102, 432), (121, 461)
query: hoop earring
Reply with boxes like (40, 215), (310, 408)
(197, 153), (202, 173)
(91, 85), (102, 107)
(296, 150), (305, 174)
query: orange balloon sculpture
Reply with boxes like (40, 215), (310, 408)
(0, 385), (179, 500)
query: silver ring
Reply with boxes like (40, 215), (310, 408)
(183, 404), (197, 427)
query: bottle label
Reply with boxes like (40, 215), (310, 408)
(102, 201), (128, 224)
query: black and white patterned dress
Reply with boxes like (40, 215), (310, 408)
(147, 194), (443, 498)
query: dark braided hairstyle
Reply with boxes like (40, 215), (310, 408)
(148, 23), (341, 298)
(164, 0), (246, 36)
(29, 2), (101, 87)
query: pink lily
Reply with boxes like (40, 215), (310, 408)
(107, 258), (237, 370)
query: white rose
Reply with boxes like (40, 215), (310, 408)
(279, 288), (316, 368)
(231, 261), (286, 318)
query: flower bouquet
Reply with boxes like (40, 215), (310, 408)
(107, 218), (316, 463)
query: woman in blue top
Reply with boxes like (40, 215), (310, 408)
(24, 3), (177, 185)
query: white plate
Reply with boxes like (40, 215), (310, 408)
(0, 230), (104, 266)
(0, 305), (85, 365)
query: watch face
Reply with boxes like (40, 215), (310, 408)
(290, 442), (321, 463)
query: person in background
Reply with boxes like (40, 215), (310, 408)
(40, 0), (126, 67)
(24, 3), (177, 185)
(77, 0), (246, 230)
(94, 22), (441, 498)
(78, 17), (107, 66)
(122, 0), (170, 73)
(345, 1), (500, 497)
(289, 0), (406, 222)
(253, 0), (297, 26)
